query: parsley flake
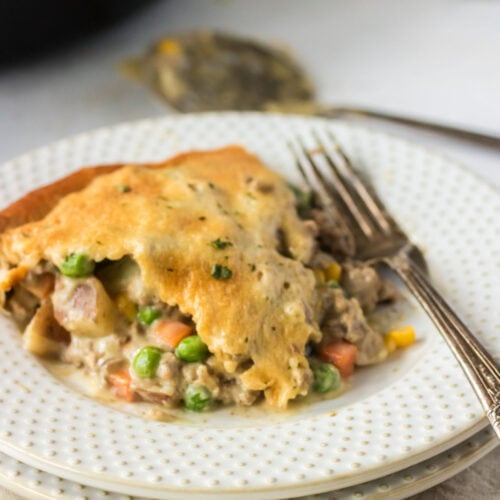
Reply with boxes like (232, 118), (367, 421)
(116, 184), (131, 193)
(211, 264), (232, 280)
(287, 183), (313, 218)
(211, 238), (233, 250)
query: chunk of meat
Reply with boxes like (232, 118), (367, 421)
(319, 288), (387, 365)
(52, 276), (117, 337)
(341, 262), (397, 312)
(22, 299), (70, 356)
(311, 208), (355, 258)
(341, 263), (381, 313)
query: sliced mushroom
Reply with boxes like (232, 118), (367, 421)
(23, 299), (70, 356)
(5, 284), (39, 328)
(21, 272), (55, 299)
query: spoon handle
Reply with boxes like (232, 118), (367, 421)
(320, 106), (500, 149)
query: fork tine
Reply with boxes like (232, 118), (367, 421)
(295, 137), (376, 239)
(323, 130), (394, 235)
(288, 139), (337, 218)
(289, 140), (357, 256)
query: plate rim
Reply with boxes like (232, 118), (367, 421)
(0, 428), (497, 500)
(0, 111), (497, 497)
(0, 420), (489, 499)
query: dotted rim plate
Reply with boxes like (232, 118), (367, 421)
(0, 429), (497, 500)
(0, 113), (498, 498)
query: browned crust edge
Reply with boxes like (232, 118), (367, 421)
(0, 165), (123, 233)
(0, 146), (245, 233)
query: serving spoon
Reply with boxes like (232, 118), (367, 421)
(124, 31), (500, 149)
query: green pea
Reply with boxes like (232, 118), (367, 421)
(137, 306), (161, 326)
(184, 384), (213, 412)
(313, 363), (341, 393)
(175, 335), (209, 362)
(58, 253), (95, 277)
(132, 346), (164, 378)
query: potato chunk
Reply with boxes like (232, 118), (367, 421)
(52, 276), (117, 337)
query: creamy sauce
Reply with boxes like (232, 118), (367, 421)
(42, 359), (185, 422)
(368, 292), (415, 332)
(42, 356), (350, 423)
(40, 294), (409, 423)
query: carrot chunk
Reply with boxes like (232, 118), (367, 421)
(154, 319), (193, 348)
(107, 369), (135, 402)
(318, 341), (358, 378)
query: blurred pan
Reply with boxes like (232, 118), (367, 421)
(0, 0), (157, 64)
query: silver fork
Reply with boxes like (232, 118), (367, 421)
(291, 132), (500, 439)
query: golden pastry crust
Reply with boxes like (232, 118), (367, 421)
(0, 164), (122, 232)
(0, 146), (320, 407)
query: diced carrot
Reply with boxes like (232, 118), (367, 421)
(153, 319), (193, 348)
(107, 369), (135, 402)
(318, 341), (358, 378)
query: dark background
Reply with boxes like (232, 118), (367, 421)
(0, 0), (157, 64)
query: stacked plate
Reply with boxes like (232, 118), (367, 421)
(0, 113), (498, 499)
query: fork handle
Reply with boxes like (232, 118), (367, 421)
(320, 106), (500, 149)
(388, 252), (500, 440)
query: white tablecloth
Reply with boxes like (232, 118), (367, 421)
(0, 1), (498, 498)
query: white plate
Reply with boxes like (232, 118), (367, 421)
(0, 429), (497, 500)
(0, 113), (498, 499)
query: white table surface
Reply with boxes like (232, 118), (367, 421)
(0, 1), (498, 498)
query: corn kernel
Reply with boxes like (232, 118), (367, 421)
(324, 262), (342, 282)
(387, 326), (416, 348)
(384, 335), (397, 354)
(313, 269), (326, 284)
(115, 293), (137, 322)
(157, 39), (182, 56)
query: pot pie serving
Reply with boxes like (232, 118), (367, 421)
(0, 146), (413, 412)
